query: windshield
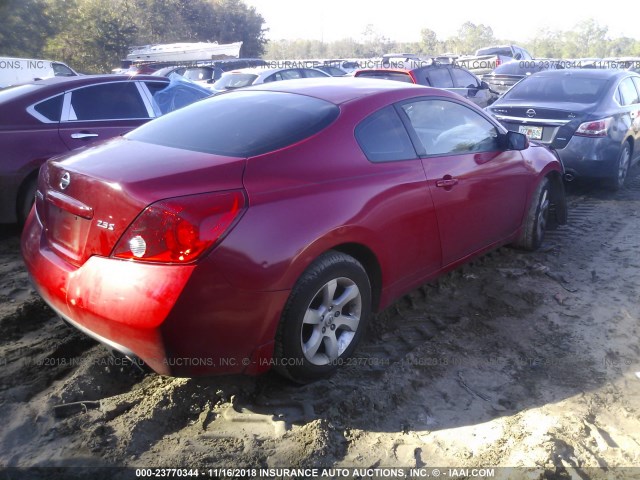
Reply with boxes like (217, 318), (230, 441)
(503, 75), (609, 103)
(127, 90), (340, 157)
(212, 73), (259, 90)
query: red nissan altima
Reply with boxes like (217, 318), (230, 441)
(22, 78), (567, 383)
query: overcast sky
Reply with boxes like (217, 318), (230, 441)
(244, 0), (639, 43)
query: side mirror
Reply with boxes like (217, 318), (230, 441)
(480, 81), (490, 89)
(506, 130), (529, 150)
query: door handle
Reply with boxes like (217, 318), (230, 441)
(436, 177), (459, 188)
(70, 132), (99, 139)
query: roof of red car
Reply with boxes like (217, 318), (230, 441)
(246, 77), (427, 104)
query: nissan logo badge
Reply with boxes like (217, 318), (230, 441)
(60, 172), (71, 190)
(526, 109), (536, 118)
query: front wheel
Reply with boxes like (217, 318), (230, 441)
(274, 251), (371, 383)
(512, 177), (550, 251)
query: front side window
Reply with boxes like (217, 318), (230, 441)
(402, 99), (499, 155)
(424, 68), (454, 88)
(355, 105), (416, 162)
(451, 68), (479, 88)
(67, 82), (149, 121)
(52, 63), (76, 77)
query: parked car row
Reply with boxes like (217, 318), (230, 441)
(6, 45), (640, 385)
(488, 69), (640, 189)
(0, 74), (211, 224)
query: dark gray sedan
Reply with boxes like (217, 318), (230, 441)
(487, 69), (640, 189)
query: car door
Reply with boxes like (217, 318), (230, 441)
(399, 97), (530, 266)
(58, 81), (154, 150)
(354, 104), (443, 281)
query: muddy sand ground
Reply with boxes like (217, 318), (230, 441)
(1, 175), (639, 479)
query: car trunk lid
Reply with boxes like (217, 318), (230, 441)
(489, 101), (596, 149)
(36, 137), (246, 266)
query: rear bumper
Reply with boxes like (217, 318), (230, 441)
(554, 136), (620, 179)
(21, 209), (289, 377)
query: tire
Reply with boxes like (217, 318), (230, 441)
(274, 251), (372, 383)
(606, 142), (631, 191)
(513, 177), (550, 251)
(17, 177), (37, 226)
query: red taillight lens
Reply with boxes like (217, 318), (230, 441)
(575, 117), (612, 137)
(112, 190), (245, 263)
(495, 59), (501, 68)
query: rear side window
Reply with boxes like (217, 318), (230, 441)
(302, 69), (328, 78)
(33, 94), (63, 121)
(355, 105), (416, 162)
(618, 77), (639, 105)
(68, 82), (149, 120)
(127, 90), (339, 157)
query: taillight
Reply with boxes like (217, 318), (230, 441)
(112, 190), (245, 263)
(495, 59), (501, 68)
(575, 117), (612, 137)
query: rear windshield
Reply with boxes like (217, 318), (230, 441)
(503, 75), (609, 103)
(355, 71), (413, 83)
(212, 73), (259, 90)
(492, 61), (549, 75)
(126, 90), (340, 157)
(476, 47), (513, 56)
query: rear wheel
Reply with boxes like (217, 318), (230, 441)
(607, 142), (631, 191)
(513, 177), (550, 251)
(274, 251), (371, 383)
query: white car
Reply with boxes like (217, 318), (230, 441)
(0, 57), (77, 88)
(210, 66), (330, 92)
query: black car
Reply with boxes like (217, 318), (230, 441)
(354, 62), (498, 108)
(487, 69), (640, 189)
(482, 59), (563, 95)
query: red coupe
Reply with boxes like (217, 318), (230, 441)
(22, 78), (567, 383)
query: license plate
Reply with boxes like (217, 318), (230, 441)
(518, 125), (543, 140)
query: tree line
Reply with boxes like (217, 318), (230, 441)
(266, 19), (640, 60)
(2, 2), (639, 73)
(0, 0), (267, 73)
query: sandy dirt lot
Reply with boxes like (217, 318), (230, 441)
(1, 174), (639, 479)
